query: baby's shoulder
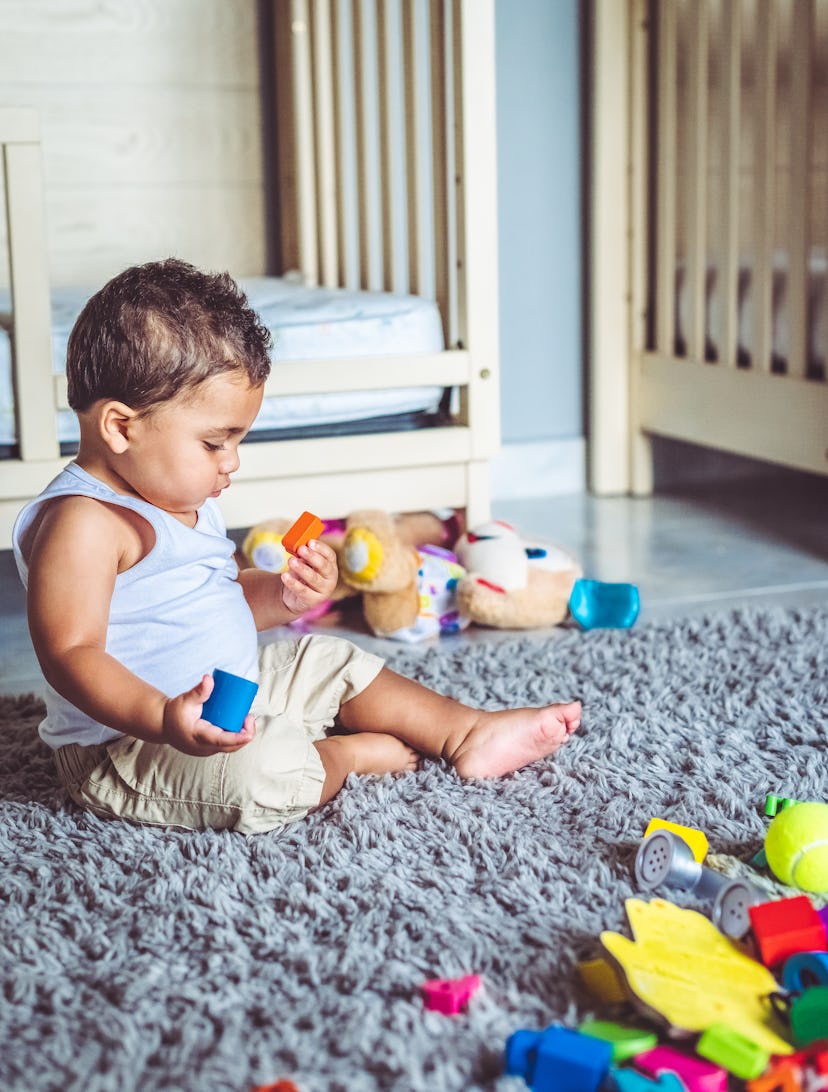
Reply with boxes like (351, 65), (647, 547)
(28, 494), (153, 571)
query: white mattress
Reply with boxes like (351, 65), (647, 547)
(0, 276), (446, 446)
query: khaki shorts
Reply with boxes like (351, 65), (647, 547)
(53, 635), (385, 835)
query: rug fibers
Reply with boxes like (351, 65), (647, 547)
(0, 606), (826, 1092)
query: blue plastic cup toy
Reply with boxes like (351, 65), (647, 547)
(568, 578), (640, 630)
(201, 669), (258, 733)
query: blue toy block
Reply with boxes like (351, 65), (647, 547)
(504, 1028), (542, 1080)
(782, 950), (828, 991)
(531, 1026), (613, 1092)
(201, 669), (258, 733)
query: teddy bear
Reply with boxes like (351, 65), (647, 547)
(241, 509), (468, 641)
(453, 520), (582, 629)
(337, 509), (468, 642)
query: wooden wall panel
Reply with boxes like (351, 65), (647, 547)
(0, 0), (266, 289)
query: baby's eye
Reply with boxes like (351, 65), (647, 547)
(203, 441), (225, 452)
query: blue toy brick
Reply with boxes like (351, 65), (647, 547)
(531, 1026), (613, 1092)
(201, 668), (258, 733)
(504, 1028), (542, 1080)
(782, 950), (828, 991)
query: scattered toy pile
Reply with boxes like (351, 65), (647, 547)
(503, 804), (828, 1091)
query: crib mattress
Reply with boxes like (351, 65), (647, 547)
(0, 276), (446, 447)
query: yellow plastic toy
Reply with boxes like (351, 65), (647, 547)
(644, 818), (709, 863)
(600, 898), (793, 1055)
(576, 958), (627, 1004)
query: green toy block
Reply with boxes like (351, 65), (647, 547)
(696, 1023), (770, 1080)
(764, 794), (799, 817)
(578, 1020), (658, 1063)
(791, 986), (828, 1048)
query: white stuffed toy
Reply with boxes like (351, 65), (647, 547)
(454, 520), (582, 629)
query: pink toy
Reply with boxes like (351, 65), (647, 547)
(421, 974), (481, 1014)
(634, 1046), (728, 1092)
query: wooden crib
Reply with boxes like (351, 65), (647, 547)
(0, 0), (499, 548)
(589, 0), (828, 494)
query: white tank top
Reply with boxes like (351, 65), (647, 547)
(13, 462), (259, 748)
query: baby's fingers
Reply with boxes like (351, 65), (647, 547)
(195, 718), (256, 753)
(299, 540), (337, 574)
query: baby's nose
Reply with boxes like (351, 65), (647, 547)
(220, 449), (241, 475)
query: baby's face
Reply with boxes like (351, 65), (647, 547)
(121, 373), (264, 522)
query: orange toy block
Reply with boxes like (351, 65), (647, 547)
(282, 511), (324, 556)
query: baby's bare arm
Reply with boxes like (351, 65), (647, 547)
(238, 539), (339, 629)
(25, 498), (252, 755)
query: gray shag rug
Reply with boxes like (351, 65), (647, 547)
(1, 607), (827, 1092)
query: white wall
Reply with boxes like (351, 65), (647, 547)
(0, 0), (266, 288)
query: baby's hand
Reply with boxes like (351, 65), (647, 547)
(281, 538), (339, 616)
(162, 675), (256, 756)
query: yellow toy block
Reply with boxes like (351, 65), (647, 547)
(644, 818), (709, 863)
(576, 957), (628, 1004)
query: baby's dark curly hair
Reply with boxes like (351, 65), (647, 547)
(67, 258), (272, 413)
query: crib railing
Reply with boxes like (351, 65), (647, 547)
(652, 0), (823, 380)
(270, 0), (498, 360)
(590, 0), (828, 493)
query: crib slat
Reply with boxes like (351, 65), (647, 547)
(353, 0), (383, 290)
(331, 0), (361, 289)
(787, 0), (813, 380)
(719, 0), (741, 369)
(402, 0), (423, 295)
(377, 0), (394, 291)
(377, 0), (408, 293)
(655, 0), (677, 355)
(444, 2), (460, 347)
(753, 0), (776, 373)
(291, 0), (319, 285)
(312, 0), (339, 288)
(430, 0), (451, 344)
(684, 0), (708, 364)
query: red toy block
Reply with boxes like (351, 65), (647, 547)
(251, 1082), (300, 1092)
(282, 511), (324, 556)
(783, 1042), (828, 1073)
(748, 895), (828, 967)
(421, 973), (481, 1014)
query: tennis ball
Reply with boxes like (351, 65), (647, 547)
(765, 802), (828, 893)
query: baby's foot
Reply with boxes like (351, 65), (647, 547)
(449, 701), (581, 779)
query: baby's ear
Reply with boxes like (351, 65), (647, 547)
(99, 400), (137, 453)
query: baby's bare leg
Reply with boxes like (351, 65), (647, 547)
(338, 667), (581, 779)
(314, 733), (418, 805)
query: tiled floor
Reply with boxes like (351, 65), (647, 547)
(2, 466), (828, 696)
